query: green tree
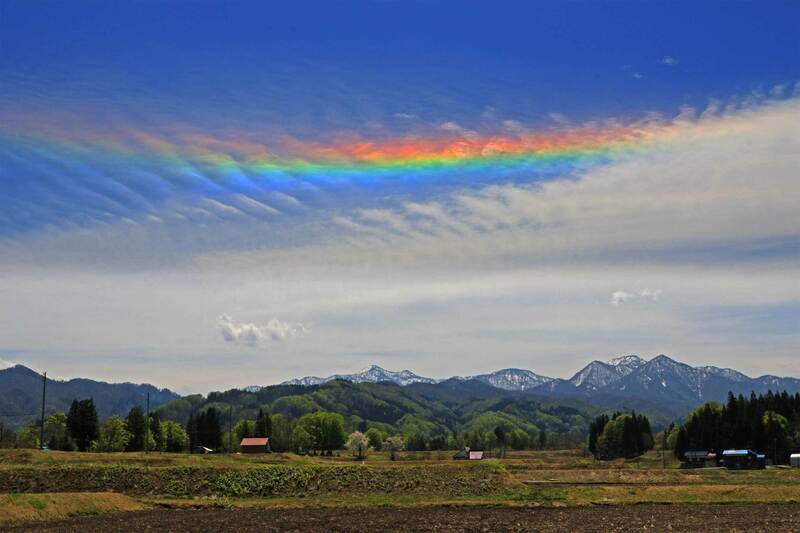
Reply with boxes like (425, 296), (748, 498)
(16, 425), (40, 449)
(66, 399), (99, 452)
(44, 412), (72, 451)
(163, 421), (189, 453)
(269, 414), (294, 452)
(508, 429), (528, 450)
(95, 416), (132, 452)
(255, 409), (272, 438)
(291, 425), (313, 453)
(125, 407), (148, 452)
(298, 412), (346, 454)
(365, 427), (385, 451)
(148, 412), (163, 451)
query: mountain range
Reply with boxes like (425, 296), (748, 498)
(0, 363), (179, 429)
(3, 354), (799, 431)
(278, 355), (800, 417)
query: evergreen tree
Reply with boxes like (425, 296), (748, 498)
(125, 407), (148, 451)
(66, 398), (99, 452)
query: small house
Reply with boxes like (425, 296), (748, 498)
(240, 437), (269, 454)
(790, 454), (800, 468)
(719, 449), (766, 469)
(682, 450), (717, 468)
(453, 446), (484, 460)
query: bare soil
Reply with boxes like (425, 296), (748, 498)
(7, 504), (800, 532)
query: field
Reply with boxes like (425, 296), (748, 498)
(2, 448), (800, 531)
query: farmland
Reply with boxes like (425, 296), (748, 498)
(3, 449), (800, 531)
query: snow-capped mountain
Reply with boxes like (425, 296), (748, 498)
(275, 355), (800, 414)
(0, 359), (16, 370)
(465, 368), (554, 391)
(567, 355), (646, 391)
(239, 385), (263, 393)
(281, 365), (438, 387)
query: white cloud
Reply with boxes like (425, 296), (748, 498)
(661, 56), (679, 66)
(439, 121), (463, 132)
(610, 291), (634, 306)
(218, 314), (309, 346)
(633, 72), (645, 79)
(610, 289), (663, 306)
(393, 112), (417, 120)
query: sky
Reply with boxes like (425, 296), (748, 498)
(1, 1), (798, 393)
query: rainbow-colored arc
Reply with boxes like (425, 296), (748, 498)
(0, 113), (719, 193)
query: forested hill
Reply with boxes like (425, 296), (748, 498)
(0, 364), (179, 429)
(155, 379), (595, 445)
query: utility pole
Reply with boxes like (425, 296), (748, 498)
(39, 372), (46, 450)
(145, 392), (150, 454)
(228, 405), (233, 453)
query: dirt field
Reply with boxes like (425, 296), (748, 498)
(7, 504), (800, 532)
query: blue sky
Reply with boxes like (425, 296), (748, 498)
(0, 1), (798, 392)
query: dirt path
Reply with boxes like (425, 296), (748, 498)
(6, 504), (800, 532)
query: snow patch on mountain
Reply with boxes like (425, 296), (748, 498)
(281, 365), (437, 387)
(468, 368), (554, 391)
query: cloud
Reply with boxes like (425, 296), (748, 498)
(218, 314), (309, 346)
(610, 289), (662, 306)
(392, 112), (417, 120)
(661, 56), (679, 66)
(438, 121), (463, 132)
(633, 72), (645, 79)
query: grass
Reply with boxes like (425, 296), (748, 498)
(0, 493), (147, 524)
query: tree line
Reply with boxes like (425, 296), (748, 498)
(588, 411), (654, 459)
(13, 399), (188, 453)
(670, 391), (800, 464)
(5, 396), (581, 457)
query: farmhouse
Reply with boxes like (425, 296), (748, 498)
(682, 450), (717, 468)
(453, 447), (484, 460)
(719, 449), (766, 469)
(239, 437), (269, 454)
(791, 454), (800, 467)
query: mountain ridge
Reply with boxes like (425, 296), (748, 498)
(0, 363), (180, 429)
(276, 354), (800, 415)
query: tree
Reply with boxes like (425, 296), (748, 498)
(346, 431), (370, 460)
(192, 408), (222, 451)
(255, 409), (272, 438)
(319, 412), (346, 453)
(66, 399), (99, 452)
(269, 414), (294, 452)
(44, 413), (73, 451)
(16, 425), (40, 449)
(149, 412), (163, 451)
(384, 435), (404, 461)
(125, 407), (148, 452)
(365, 428), (384, 451)
(291, 425), (313, 453)
(508, 429), (528, 450)
(538, 430), (547, 450)
(494, 426), (507, 457)
(163, 421), (189, 453)
(95, 416), (132, 452)
(298, 412), (346, 454)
